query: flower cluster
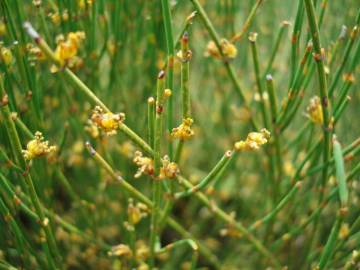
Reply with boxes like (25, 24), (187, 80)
(53, 31), (85, 69)
(159, 155), (179, 180)
(171, 118), (194, 140)
(90, 106), (125, 136)
(133, 151), (154, 178)
(306, 96), (323, 124)
(205, 39), (237, 60)
(133, 151), (179, 180)
(22, 131), (57, 161)
(176, 49), (192, 62)
(234, 128), (271, 151)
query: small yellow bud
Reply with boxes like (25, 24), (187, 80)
(164, 88), (172, 97)
(127, 199), (148, 225)
(339, 223), (350, 239)
(147, 97), (155, 105)
(1, 47), (13, 66)
(248, 32), (258, 42)
(306, 96), (323, 125)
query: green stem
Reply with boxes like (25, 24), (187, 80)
(147, 97), (155, 148)
(318, 214), (344, 269)
(249, 181), (302, 231)
(304, 0), (331, 204)
(156, 239), (198, 270)
(328, 24), (359, 97)
(189, 0), (258, 130)
(149, 71), (166, 268)
(175, 32), (192, 163)
(175, 150), (233, 199)
(0, 75), (62, 267)
(84, 142), (221, 269)
(0, 172), (111, 252)
(161, 0), (175, 159)
(176, 175), (281, 267)
(230, 0), (264, 43)
(249, 33), (269, 129)
(263, 21), (289, 76)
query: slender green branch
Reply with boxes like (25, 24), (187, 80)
(249, 181), (302, 231)
(175, 150), (233, 199)
(263, 21), (290, 76)
(161, 0), (175, 158)
(156, 239), (198, 270)
(176, 175), (281, 267)
(0, 74), (62, 266)
(84, 141), (221, 269)
(304, 0), (331, 201)
(149, 70), (166, 268)
(230, 0), (264, 43)
(328, 24), (359, 97)
(189, 0), (258, 130)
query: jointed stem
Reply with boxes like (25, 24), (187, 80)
(85, 142), (221, 269)
(161, 0), (175, 158)
(303, 2), (331, 251)
(149, 71), (166, 268)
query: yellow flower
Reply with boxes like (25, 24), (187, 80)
(234, 128), (271, 151)
(306, 96), (323, 124)
(54, 31), (85, 65)
(133, 151), (154, 178)
(159, 155), (179, 180)
(22, 131), (57, 161)
(205, 39), (237, 60)
(90, 106), (125, 136)
(171, 118), (194, 140)
(1, 47), (13, 66)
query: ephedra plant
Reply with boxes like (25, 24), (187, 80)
(0, 0), (359, 269)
